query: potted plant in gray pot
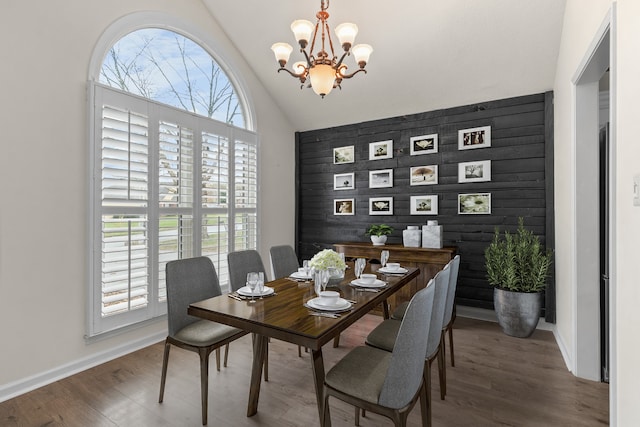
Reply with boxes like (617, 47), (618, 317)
(484, 217), (553, 338)
(365, 224), (394, 246)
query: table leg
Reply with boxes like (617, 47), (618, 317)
(247, 334), (268, 416)
(382, 299), (390, 319)
(310, 348), (330, 427)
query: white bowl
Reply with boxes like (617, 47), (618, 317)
(359, 273), (377, 284)
(318, 291), (340, 306)
(386, 263), (401, 271)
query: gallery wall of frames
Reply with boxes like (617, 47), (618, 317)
(295, 92), (555, 319)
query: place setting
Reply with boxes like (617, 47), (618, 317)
(305, 290), (354, 318)
(229, 272), (277, 302)
(288, 260), (313, 283)
(348, 258), (388, 293)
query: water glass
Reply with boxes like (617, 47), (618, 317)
(381, 250), (390, 268)
(246, 272), (259, 303)
(256, 272), (265, 296)
(302, 260), (311, 279)
(355, 258), (366, 279)
(314, 269), (329, 297)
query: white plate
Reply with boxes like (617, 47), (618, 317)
(236, 286), (275, 297)
(307, 297), (352, 311)
(350, 279), (387, 288)
(290, 271), (312, 280)
(378, 267), (408, 274)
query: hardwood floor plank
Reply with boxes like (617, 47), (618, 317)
(0, 316), (608, 426)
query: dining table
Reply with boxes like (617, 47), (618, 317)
(188, 264), (419, 427)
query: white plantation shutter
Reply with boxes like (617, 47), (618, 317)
(89, 83), (257, 337)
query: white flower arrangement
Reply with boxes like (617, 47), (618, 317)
(309, 249), (346, 271)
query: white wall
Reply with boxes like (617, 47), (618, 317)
(0, 0), (295, 397)
(554, 0), (640, 424)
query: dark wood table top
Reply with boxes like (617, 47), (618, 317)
(188, 266), (419, 350)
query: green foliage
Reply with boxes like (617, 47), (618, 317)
(365, 224), (394, 237)
(484, 217), (553, 292)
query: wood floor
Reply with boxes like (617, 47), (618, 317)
(0, 316), (609, 426)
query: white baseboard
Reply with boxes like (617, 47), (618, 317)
(0, 332), (165, 403)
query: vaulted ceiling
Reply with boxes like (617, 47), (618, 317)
(202, 0), (566, 131)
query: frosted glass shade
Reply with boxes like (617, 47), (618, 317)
(271, 43), (293, 64)
(292, 61), (307, 75)
(352, 44), (373, 65)
(291, 20), (314, 44)
(335, 23), (358, 47)
(309, 64), (335, 97)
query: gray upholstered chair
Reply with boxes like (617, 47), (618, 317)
(159, 256), (247, 425)
(364, 264), (451, 427)
(322, 283), (436, 427)
(227, 249), (271, 379)
(269, 244), (300, 279)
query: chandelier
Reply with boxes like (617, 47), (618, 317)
(270, 0), (373, 98)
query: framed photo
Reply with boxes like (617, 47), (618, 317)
(333, 145), (355, 164)
(458, 160), (491, 183)
(334, 172), (355, 190)
(458, 126), (491, 150)
(369, 140), (393, 160)
(334, 199), (354, 215)
(410, 165), (438, 186)
(410, 195), (438, 215)
(458, 193), (491, 214)
(369, 169), (393, 188)
(410, 134), (438, 155)
(369, 197), (393, 215)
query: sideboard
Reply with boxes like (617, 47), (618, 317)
(334, 242), (456, 315)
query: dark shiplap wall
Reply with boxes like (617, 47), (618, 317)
(296, 92), (554, 317)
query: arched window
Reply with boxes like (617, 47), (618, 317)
(88, 26), (257, 337)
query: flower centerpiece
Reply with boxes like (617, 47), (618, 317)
(309, 249), (347, 287)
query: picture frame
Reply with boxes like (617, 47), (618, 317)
(458, 193), (491, 214)
(458, 125), (491, 150)
(369, 197), (393, 215)
(410, 165), (438, 186)
(369, 140), (393, 160)
(333, 145), (355, 164)
(458, 160), (491, 183)
(334, 198), (355, 215)
(334, 172), (355, 190)
(410, 195), (438, 215)
(410, 134), (438, 155)
(369, 169), (393, 188)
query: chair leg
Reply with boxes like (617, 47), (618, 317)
(448, 326), (455, 367)
(423, 359), (432, 427)
(158, 339), (171, 403)
(224, 343), (229, 367)
(198, 348), (210, 425)
(419, 380), (428, 427)
(354, 406), (360, 426)
(264, 342), (269, 382)
(437, 345), (446, 400)
(298, 345), (302, 357)
(215, 348), (221, 372)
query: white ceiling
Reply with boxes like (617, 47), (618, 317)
(202, 0), (566, 131)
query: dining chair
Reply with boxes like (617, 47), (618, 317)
(159, 256), (247, 425)
(227, 249), (271, 380)
(322, 283), (436, 427)
(269, 244), (300, 279)
(363, 265), (451, 427)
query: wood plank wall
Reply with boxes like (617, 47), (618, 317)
(295, 92), (555, 319)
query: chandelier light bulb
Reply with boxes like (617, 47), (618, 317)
(334, 23), (358, 49)
(271, 43), (293, 67)
(291, 20), (315, 47)
(352, 44), (373, 67)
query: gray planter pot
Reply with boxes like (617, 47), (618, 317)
(493, 288), (542, 338)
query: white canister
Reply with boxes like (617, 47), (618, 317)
(422, 221), (443, 249)
(403, 225), (422, 248)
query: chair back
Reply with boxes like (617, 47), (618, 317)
(165, 256), (222, 337)
(227, 249), (267, 292)
(270, 245), (300, 279)
(378, 282), (435, 409)
(442, 255), (460, 326)
(425, 264), (451, 360)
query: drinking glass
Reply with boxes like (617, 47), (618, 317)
(256, 272), (265, 297)
(381, 250), (390, 268)
(302, 260), (311, 280)
(246, 272), (259, 303)
(355, 258), (366, 279)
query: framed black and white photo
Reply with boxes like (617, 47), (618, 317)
(369, 169), (393, 188)
(458, 193), (491, 214)
(458, 126), (491, 150)
(369, 197), (393, 215)
(334, 172), (355, 190)
(410, 195), (438, 215)
(333, 145), (355, 164)
(410, 134), (438, 155)
(369, 140), (393, 160)
(334, 199), (354, 215)
(458, 160), (491, 183)
(410, 165), (438, 186)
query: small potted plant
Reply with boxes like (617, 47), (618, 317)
(365, 224), (394, 246)
(484, 217), (553, 337)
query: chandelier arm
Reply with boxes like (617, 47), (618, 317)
(337, 68), (367, 79)
(277, 67), (306, 79)
(334, 51), (350, 71)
